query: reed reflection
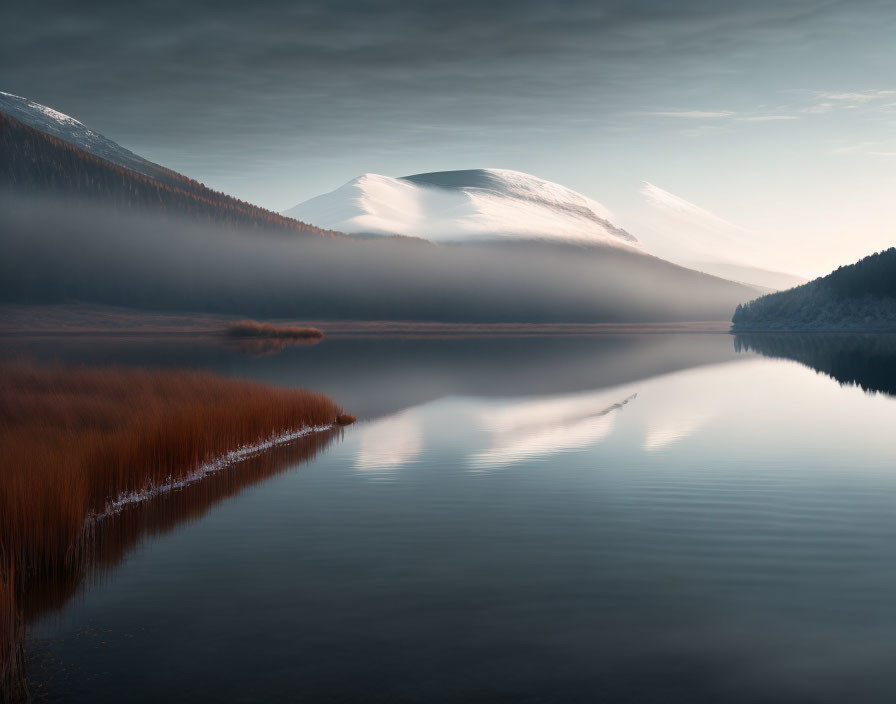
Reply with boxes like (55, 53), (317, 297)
(11, 430), (339, 699)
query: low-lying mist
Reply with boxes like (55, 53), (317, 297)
(0, 194), (757, 322)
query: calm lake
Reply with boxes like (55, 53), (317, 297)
(6, 332), (896, 703)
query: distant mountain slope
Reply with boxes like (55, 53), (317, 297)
(2, 192), (762, 323)
(0, 93), (763, 324)
(285, 169), (639, 248)
(732, 248), (896, 331)
(689, 262), (807, 292)
(0, 91), (183, 187)
(0, 102), (337, 238)
(630, 182), (808, 291)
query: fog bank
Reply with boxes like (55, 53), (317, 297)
(0, 194), (757, 322)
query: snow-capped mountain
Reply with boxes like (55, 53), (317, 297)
(285, 169), (640, 249)
(0, 91), (177, 186)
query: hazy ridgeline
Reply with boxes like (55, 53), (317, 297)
(0, 194), (756, 323)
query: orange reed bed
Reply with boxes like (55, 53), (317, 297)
(1, 562), (24, 703)
(0, 363), (346, 699)
(225, 320), (324, 340)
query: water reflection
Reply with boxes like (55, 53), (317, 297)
(354, 410), (424, 473)
(342, 350), (894, 476)
(639, 366), (724, 451)
(735, 333), (896, 397)
(224, 336), (322, 357)
(470, 391), (636, 469)
(344, 360), (753, 473)
(18, 335), (896, 703)
(644, 411), (713, 451)
(0, 333), (744, 420)
(17, 430), (339, 698)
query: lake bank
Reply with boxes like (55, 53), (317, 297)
(0, 363), (347, 700)
(0, 303), (733, 338)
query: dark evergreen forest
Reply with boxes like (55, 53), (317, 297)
(732, 248), (896, 331)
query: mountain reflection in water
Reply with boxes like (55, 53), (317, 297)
(469, 392), (636, 469)
(0, 333), (744, 421)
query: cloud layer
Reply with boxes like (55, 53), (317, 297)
(4, 1), (894, 206)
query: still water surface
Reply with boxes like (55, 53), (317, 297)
(8, 333), (896, 702)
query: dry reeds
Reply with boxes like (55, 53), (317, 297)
(225, 320), (324, 340)
(225, 337), (322, 357)
(0, 561), (25, 703)
(0, 363), (347, 699)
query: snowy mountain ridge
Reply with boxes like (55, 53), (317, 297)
(0, 91), (175, 185)
(285, 169), (640, 249)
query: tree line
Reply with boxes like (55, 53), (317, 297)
(732, 248), (896, 331)
(0, 111), (339, 238)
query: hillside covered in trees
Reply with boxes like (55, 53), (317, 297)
(732, 248), (896, 331)
(0, 111), (339, 238)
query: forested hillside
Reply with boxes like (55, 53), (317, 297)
(0, 111), (338, 237)
(732, 248), (896, 331)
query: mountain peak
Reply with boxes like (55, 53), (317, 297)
(286, 168), (639, 247)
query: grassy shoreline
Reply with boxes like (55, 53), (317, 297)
(225, 319), (324, 340)
(0, 303), (735, 338)
(0, 363), (349, 700)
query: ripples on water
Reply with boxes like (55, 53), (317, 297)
(6, 333), (896, 703)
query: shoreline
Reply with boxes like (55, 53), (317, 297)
(0, 303), (735, 337)
(93, 423), (338, 521)
(0, 363), (348, 701)
(731, 328), (896, 334)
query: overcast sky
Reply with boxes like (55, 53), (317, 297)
(3, 0), (896, 276)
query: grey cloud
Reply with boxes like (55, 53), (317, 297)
(2, 0), (895, 206)
(3, 1), (883, 138)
